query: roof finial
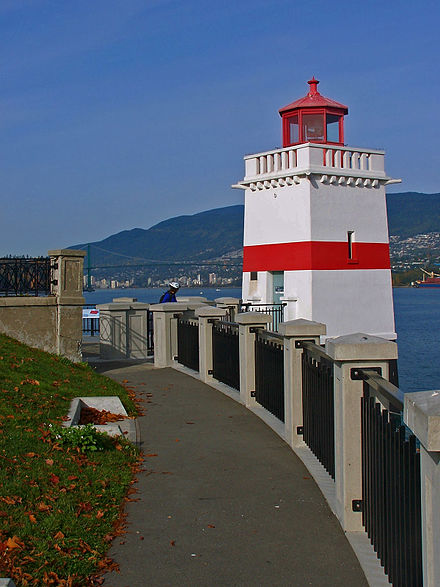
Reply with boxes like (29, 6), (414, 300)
(307, 76), (320, 96)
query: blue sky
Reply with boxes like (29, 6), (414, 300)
(1, 0), (439, 255)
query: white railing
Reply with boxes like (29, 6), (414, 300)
(244, 143), (385, 181)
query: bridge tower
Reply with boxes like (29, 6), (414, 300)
(235, 78), (398, 339)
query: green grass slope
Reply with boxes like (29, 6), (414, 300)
(0, 334), (139, 585)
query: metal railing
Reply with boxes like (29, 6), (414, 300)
(211, 320), (240, 391)
(357, 369), (422, 587)
(240, 302), (286, 332)
(177, 317), (199, 371)
(254, 329), (284, 421)
(299, 341), (335, 479)
(82, 307), (154, 354)
(0, 257), (52, 296)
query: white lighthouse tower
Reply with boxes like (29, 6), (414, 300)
(235, 78), (398, 339)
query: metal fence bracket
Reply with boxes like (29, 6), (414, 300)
(352, 499), (363, 512)
(350, 367), (382, 380)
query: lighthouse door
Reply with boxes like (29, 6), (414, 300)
(272, 271), (284, 304)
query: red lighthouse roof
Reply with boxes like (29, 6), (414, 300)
(279, 77), (348, 115)
(279, 78), (348, 147)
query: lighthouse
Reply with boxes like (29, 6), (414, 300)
(234, 78), (398, 340)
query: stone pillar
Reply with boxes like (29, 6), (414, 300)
(98, 302), (151, 359)
(236, 312), (272, 407)
(149, 303), (187, 368)
(278, 319), (326, 449)
(48, 249), (86, 362)
(215, 297), (240, 322)
(326, 333), (398, 532)
(404, 391), (440, 587)
(195, 306), (227, 383)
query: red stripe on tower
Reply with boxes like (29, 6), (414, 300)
(243, 241), (390, 272)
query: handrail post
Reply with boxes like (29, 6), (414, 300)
(326, 333), (398, 531)
(195, 306), (227, 383)
(214, 297), (240, 322)
(404, 391), (440, 586)
(278, 319), (326, 449)
(236, 312), (272, 407)
(149, 303), (188, 368)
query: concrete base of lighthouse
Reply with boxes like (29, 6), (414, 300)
(242, 268), (396, 340)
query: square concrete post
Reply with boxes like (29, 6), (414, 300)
(236, 312), (272, 407)
(278, 319), (326, 449)
(195, 306), (227, 383)
(48, 249), (86, 362)
(404, 390), (440, 587)
(215, 297), (240, 322)
(326, 333), (398, 532)
(149, 303), (188, 368)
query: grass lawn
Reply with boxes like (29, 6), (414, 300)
(0, 334), (141, 586)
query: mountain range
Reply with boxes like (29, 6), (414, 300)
(71, 192), (440, 269)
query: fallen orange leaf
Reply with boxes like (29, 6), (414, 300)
(28, 514), (37, 523)
(6, 536), (23, 549)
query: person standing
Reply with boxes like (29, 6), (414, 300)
(159, 282), (180, 303)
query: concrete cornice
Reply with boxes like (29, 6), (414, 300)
(279, 319), (326, 337)
(326, 333), (398, 361)
(236, 312), (272, 325)
(237, 168), (395, 190)
(0, 296), (58, 307)
(48, 249), (86, 257)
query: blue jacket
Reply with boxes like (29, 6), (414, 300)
(160, 291), (177, 303)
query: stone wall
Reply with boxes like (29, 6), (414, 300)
(0, 250), (86, 362)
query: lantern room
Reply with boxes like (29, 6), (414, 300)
(279, 77), (348, 147)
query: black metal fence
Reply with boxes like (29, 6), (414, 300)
(254, 330), (284, 421)
(358, 370), (422, 587)
(240, 302), (286, 332)
(177, 317), (199, 371)
(0, 257), (52, 296)
(212, 320), (240, 391)
(300, 341), (335, 479)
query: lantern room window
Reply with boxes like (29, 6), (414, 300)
(303, 112), (325, 142)
(326, 113), (341, 143)
(288, 115), (299, 144)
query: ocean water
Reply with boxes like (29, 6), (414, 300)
(84, 286), (440, 394)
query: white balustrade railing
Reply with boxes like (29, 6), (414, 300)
(244, 144), (385, 180)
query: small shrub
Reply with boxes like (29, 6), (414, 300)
(49, 423), (109, 452)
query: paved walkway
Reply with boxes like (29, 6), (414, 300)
(90, 356), (367, 587)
